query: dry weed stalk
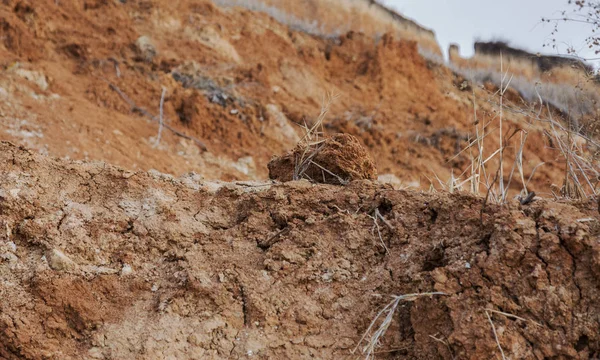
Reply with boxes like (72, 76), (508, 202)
(545, 103), (598, 199)
(485, 309), (508, 360)
(466, 65), (599, 201)
(293, 92), (339, 181)
(485, 308), (543, 328)
(440, 56), (553, 205)
(429, 334), (456, 360)
(484, 308), (545, 360)
(439, 42), (600, 202)
(368, 208), (389, 253)
(153, 87), (166, 148)
(106, 80), (208, 151)
(353, 292), (446, 360)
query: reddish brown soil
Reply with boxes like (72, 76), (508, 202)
(268, 133), (377, 184)
(2, 1), (600, 359)
(1, 142), (600, 359)
(0, 0), (574, 193)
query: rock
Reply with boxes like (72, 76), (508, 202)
(14, 68), (49, 91)
(46, 248), (77, 271)
(268, 133), (377, 185)
(88, 347), (104, 359)
(135, 36), (157, 62)
(263, 104), (300, 144)
(120, 263), (133, 276)
(1, 252), (18, 264)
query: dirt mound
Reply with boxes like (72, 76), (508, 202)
(1, 141), (599, 359)
(268, 133), (377, 184)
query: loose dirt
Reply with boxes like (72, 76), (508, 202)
(268, 133), (377, 184)
(1, 142), (599, 359)
(1, 1), (600, 359)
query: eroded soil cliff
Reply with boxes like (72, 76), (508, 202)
(1, 142), (599, 359)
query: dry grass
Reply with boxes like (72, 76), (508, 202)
(353, 292), (446, 359)
(484, 308), (545, 360)
(435, 56), (538, 204)
(423, 51), (600, 201)
(152, 87), (167, 148)
(368, 208), (390, 253)
(485, 309), (508, 360)
(439, 50), (600, 122)
(292, 93), (337, 181)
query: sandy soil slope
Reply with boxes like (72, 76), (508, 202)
(0, 0), (574, 193)
(1, 142), (599, 359)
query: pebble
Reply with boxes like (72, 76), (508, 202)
(46, 248), (77, 271)
(1, 252), (18, 264)
(121, 263), (133, 276)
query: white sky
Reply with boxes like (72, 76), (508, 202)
(381, 0), (596, 62)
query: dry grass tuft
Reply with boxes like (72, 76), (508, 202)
(427, 52), (599, 202)
(293, 92), (338, 181)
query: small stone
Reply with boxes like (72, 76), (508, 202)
(120, 264), (133, 276)
(1, 252), (18, 264)
(151, 284), (159, 292)
(46, 249), (77, 271)
(135, 35), (157, 62)
(230, 109), (239, 115)
(432, 270), (448, 284)
(88, 347), (104, 359)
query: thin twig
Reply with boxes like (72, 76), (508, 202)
(485, 310), (508, 360)
(153, 87), (166, 148)
(369, 212), (389, 254)
(106, 81), (208, 151)
(486, 308), (543, 327)
(259, 227), (290, 249)
(375, 208), (394, 231)
(429, 334), (456, 360)
(353, 292), (447, 359)
(309, 160), (348, 185)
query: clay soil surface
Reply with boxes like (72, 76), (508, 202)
(1, 0), (600, 359)
(2, 142), (600, 359)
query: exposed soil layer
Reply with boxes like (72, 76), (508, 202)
(0, 0), (576, 193)
(1, 142), (599, 359)
(268, 133), (377, 184)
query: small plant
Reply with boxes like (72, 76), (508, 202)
(439, 56), (539, 204)
(436, 52), (600, 202)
